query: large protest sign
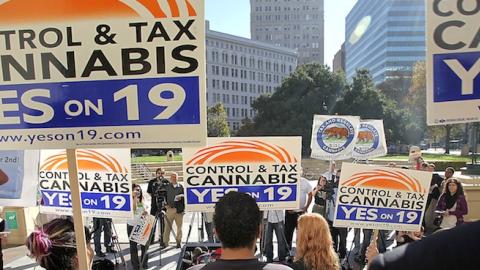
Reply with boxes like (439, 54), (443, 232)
(334, 163), (431, 231)
(311, 115), (360, 160)
(0, 0), (206, 150)
(183, 137), (302, 212)
(0, 150), (39, 206)
(39, 149), (132, 218)
(426, 0), (480, 125)
(353, 120), (387, 159)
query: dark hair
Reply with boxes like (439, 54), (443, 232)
(132, 183), (143, 202)
(26, 218), (91, 270)
(155, 168), (165, 174)
(445, 167), (455, 174)
(444, 178), (464, 196)
(213, 191), (261, 249)
(317, 175), (327, 186)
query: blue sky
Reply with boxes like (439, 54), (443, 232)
(205, 0), (357, 67)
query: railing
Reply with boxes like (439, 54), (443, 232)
(131, 162), (153, 182)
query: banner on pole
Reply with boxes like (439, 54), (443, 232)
(426, 0), (480, 125)
(38, 149), (133, 218)
(353, 120), (387, 159)
(0, 150), (39, 206)
(0, 0), (206, 150)
(334, 163), (431, 231)
(310, 115), (360, 160)
(183, 137), (302, 212)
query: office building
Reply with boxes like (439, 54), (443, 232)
(250, 0), (324, 64)
(345, 0), (425, 83)
(333, 43), (345, 72)
(206, 22), (297, 131)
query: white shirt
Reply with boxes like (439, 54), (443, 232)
(264, 210), (285, 223)
(127, 201), (146, 226)
(294, 177), (312, 212)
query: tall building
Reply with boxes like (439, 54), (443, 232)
(206, 22), (297, 132)
(332, 43), (345, 73)
(345, 0), (425, 84)
(250, 0), (324, 64)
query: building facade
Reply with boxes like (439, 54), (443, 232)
(332, 43), (345, 73)
(250, 0), (324, 64)
(206, 23), (297, 131)
(345, 0), (425, 84)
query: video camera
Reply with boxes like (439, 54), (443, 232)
(152, 177), (170, 210)
(324, 175), (339, 201)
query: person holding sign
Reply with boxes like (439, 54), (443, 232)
(310, 175), (329, 218)
(291, 213), (339, 270)
(127, 183), (149, 270)
(435, 178), (468, 229)
(284, 174), (312, 250)
(25, 218), (94, 270)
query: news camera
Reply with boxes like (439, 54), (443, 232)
(152, 178), (171, 210)
(324, 175), (339, 201)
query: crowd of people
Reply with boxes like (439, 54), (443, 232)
(13, 161), (478, 270)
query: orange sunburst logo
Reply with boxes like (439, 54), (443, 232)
(0, 0), (197, 23)
(342, 169), (425, 193)
(187, 140), (298, 165)
(40, 149), (128, 173)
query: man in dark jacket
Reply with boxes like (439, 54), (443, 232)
(367, 221), (480, 269)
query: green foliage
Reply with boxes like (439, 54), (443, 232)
(207, 103), (230, 137)
(237, 64), (346, 154)
(333, 69), (415, 144)
(404, 61), (466, 148)
(238, 65), (430, 156)
(376, 70), (412, 107)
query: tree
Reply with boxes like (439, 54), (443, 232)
(237, 64), (347, 154)
(406, 61), (466, 152)
(207, 103), (230, 137)
(333, 69), (416, 144)
(376, 70), (411, 107)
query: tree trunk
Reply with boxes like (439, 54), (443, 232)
(445, 125), (451, 154)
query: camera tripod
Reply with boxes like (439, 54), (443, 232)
(140, 203), (177, 269)
(106, 219), (126, 267)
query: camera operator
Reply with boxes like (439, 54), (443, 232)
(147, 168), (169, 243)
(162, 172), (185, 248)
